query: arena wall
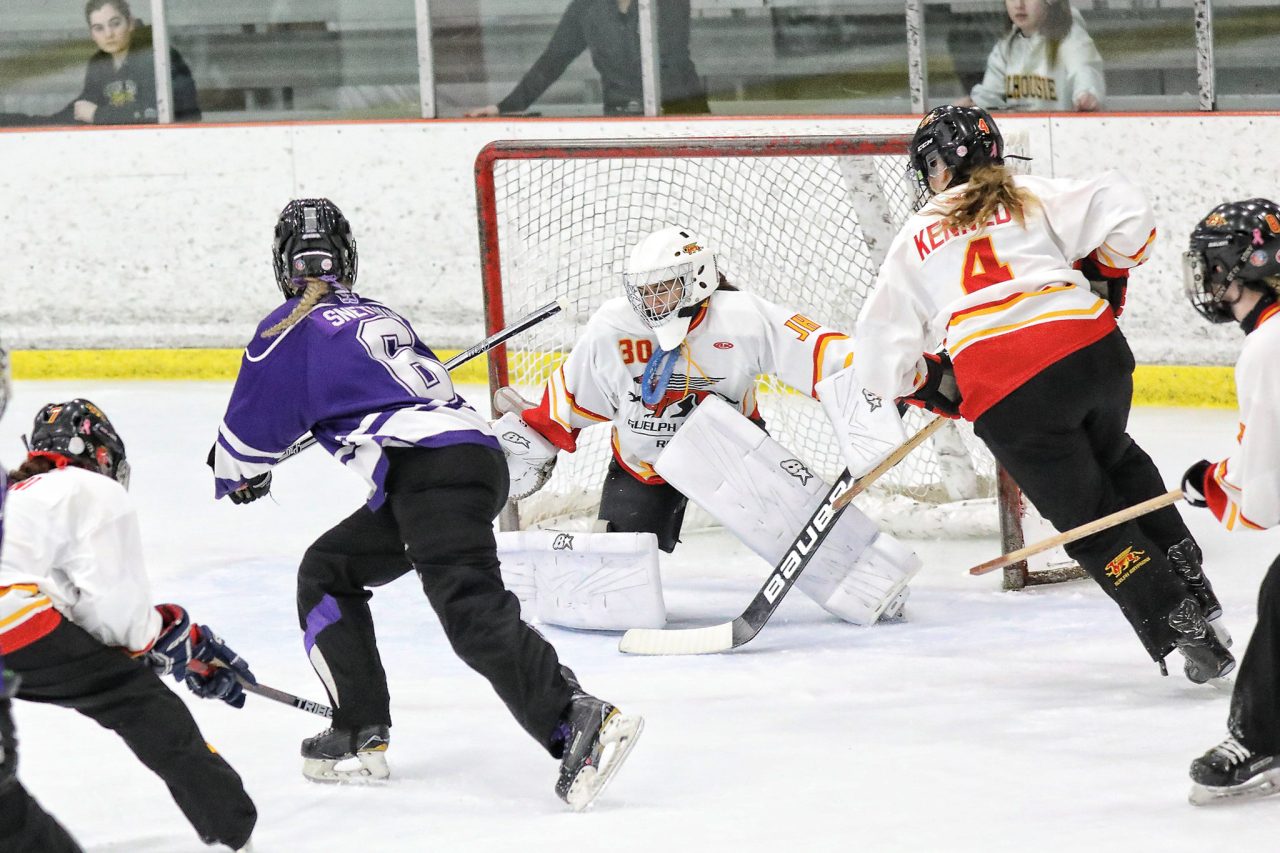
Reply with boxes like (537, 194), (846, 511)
(1, 114), (1274, 401)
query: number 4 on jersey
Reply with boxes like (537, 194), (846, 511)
(961, 235), (1014, 293)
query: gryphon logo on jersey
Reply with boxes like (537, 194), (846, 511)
(552, 533), (574, 551)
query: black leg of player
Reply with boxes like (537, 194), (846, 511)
(1190, 553), (1280, 803)
(385, 444), (576, 748)
(597, 457), (689, 553)
(974, 331), (1231, 679)
(5, 622), (256, 849)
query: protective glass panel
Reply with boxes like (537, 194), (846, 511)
(164, 0), (420, 122)
(1212, 0), (1280, 109)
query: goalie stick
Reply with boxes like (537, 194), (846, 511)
(618, 416), (944, 656)
(276, 297), (568, 463)
(968, 488), (1183, 577)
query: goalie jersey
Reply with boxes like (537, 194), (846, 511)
(524, 290), (854, 483)
(212, 291), (498, 509)
(855, 171), (1156, 421)
(1198, 303), (1280, 530)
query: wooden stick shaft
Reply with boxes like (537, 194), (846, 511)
(833, 416), (946, 511)
(968, 488), (1183, 576)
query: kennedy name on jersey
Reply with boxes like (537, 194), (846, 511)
(914, 204), (1015, 260)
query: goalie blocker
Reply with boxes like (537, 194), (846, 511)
(655, 396), (920, 626)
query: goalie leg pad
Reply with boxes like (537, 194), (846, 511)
(655, 396), (920, 625)
(496, 530), (665, 630)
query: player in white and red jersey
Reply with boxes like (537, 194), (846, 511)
(507, 225), (855, 550)
(0, 398), (257, 851)
(493, 226), (921, 629)
(1181, 199), (1280, 804)
(853, 105), (1232, 683)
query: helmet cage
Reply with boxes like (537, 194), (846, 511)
(29, 399), (131, 489)
(272, 199), (358, 299)
(623, 261), (699, 330)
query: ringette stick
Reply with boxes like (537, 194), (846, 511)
(968, 489), (1183, 577)
(277, 298), (567, 462)
(195, 659), (335, 718)
(618, 416), (945, 656)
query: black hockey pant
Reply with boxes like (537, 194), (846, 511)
(973, 329), (1196, 661)
(598, 456), (689, 553)
(0, 777), (83, 853)
(1229, 553), (1280, 754)
(296, 443), (574, 753)
(4, 621), (257, 849)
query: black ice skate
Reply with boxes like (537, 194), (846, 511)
(1167, 539), (1227, 641)
(554, 693), (643, 811)
(1189, 735), (1280, 805)
(1167, 597), (1235, 685)
(301, 724), (390, 783)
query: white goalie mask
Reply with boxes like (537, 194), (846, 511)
(622, 226), (719, 351)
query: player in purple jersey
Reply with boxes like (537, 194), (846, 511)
(210, 199), (641, 808)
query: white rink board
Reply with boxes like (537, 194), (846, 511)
(2, 380), (1278, 851)
(0, 114), (1274, 365)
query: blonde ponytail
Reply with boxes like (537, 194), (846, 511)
(940, 164), (1037, 233)
(261, 277), (332, 339)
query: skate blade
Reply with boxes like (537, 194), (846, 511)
(564, 713), (644, 812)
(302, 750), (390, 784)
(1189, 768), (1280, 806)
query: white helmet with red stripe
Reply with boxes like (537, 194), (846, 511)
(622, 226), (719, 351)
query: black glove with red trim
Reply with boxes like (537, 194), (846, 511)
(1181, 459), (1212, 509)
(901, 352), (962, 420)
(1076, 256), (1128, 318)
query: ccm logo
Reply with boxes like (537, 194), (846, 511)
(713, 341), (734, 349)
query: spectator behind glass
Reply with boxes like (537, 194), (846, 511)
(465, 0), (709, 117)
(961, 0), (1103, 112)
(53, 0), (201, 125)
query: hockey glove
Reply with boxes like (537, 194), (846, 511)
(1076, 256), (1128, 318)
(229, 471), (272, 505)
(145, 603), (195, 681)
(185, 627), (256, 709)
(901, 352), (962, 420)
(1181, 459), (1212, 509)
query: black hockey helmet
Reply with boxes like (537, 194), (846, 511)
(272, 198), (358, 299)
(1184, 198), (1280, 323)
(910, 105), (1005, 196)
(28, 398), (130, 489)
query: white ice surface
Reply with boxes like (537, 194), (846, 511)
(4, 381), (1279, 852)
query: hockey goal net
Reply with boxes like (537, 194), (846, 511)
(475, 134), (1068, 587)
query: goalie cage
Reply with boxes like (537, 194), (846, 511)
(474, 133), (1083, 591)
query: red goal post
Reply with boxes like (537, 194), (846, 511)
(473, 133), (1078, 591)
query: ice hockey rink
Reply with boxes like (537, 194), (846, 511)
(5, 379), (1278, 852)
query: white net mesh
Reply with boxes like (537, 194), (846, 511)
(480, 136), (999, 536)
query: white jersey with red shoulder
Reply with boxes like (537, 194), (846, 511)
(854, 170), (1156, 420)
(0, 466), (161, 655)
(1199, 303), (1280, 530)
(523, 290), (854, 483)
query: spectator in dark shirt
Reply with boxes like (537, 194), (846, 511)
(55, 0), (201, 125)
(466, 0), (709, 117)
